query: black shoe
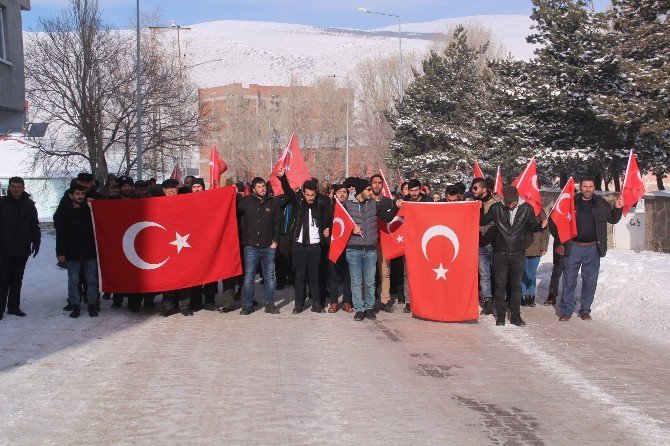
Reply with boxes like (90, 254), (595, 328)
(354, 311), (366, 321)
(364, 309), (377, 320)
(240, 306), (253, 315)
(8, 308), (26, 317)
(403, 303), (411, 314)
(527, 296), (536, 307)
(496, 314), (506, 326)
(510, 313), (526, 326)
(265, 303), (280, 314)
(102, 293), (111, 300)
(88, 306), (99, 317)
(218, 306), (234, 313)
(159, 308), (177, 317)
(181, 308), (194, 316)
(397, 295), (406, 304)
(63, 303), (74, 312)
(544, 294), (557, 306)
(69, 307), (81, 318)
(204, 302), (216, 311)
(379, 302), (394, 313)
(520, 295), (528, 307)
(480, 298), (493, 315)
(311, 306), (325, 313)
(292, 306), (304, 314)
(190, 302), (204, 312)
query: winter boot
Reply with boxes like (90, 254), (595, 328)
(403, 303), (411, 313)
(496, 314), (506, 326)
(88, 306), (99, 317)
(480, 298), (493, 315)
(528, 295), (536, 307)
(520, 295), (528, 307)
(544, 294), (556, 306)
(510, 313), (526, 326)
(69, 307), (81, 319)
(264, 303), (280, 314)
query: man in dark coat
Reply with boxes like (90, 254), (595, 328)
(481, 186), (547, 327)
(54, 184), (99, 318)
(552, 177), (623, 321)
(0, 177), (40, 319)
(278, 169), (332, 313)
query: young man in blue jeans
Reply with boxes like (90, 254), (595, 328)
(54, 184), (99, 318)
(344, 178), (399, 321)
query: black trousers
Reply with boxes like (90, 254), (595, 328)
(0, 255), (29, 313)
(549, 243), (564, 297)
(202, 282), (217, 304)
(493, 253), (525, 316)
(292, 242), (321, 308)
(162, 288), (195, 311)
(276, 234), (292, 286)
(328, 254), (352, 305)
(390, 256), (405, 299)
(220, 277), (236, 309)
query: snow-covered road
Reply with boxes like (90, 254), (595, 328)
(1, 232), (669, 445)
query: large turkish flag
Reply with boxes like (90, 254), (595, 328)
(401, 201), (480, 322)
(91, 187), (242, 293)
(269, 132), (312, 195)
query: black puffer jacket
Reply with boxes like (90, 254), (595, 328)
(279, 175), (333, 245)
(0, 193), (40, 257)
(481, 201), (544, 256)
(549, 193), (622, 258)
(53, 201), (97, 261)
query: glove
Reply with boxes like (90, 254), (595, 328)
(31, 243), (40, 258)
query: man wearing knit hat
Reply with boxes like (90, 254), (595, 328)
(480, 185), (548, 326)
(344, 178), (400, 321)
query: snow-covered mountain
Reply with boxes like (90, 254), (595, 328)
(177, 15), (535, 88)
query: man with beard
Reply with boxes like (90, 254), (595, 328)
(481, 186), (547, 326)
(553, 177), (623, 321)
(277, 169), (332, 314)
(469, 177), (501, 315)
(54, 184), (99, 318)
(0, 177), (40, 320)
(370, 174), (394, 313)
(237, 175), (282, 315)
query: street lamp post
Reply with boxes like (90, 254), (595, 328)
(136, 0), (142, 180)
(358, 7), (403, 102)
(148, 21), (192, 79)
(333, 75), (350, 178)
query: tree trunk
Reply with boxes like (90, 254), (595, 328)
(559, 172), (568, 188)
(595, 172), (603, 191)
(657, 173), (666, 191)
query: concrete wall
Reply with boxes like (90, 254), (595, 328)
(643, 193), (670, 253)
(0, 0), (28, 132)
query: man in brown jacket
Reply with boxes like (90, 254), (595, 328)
(521, 209), (550, 307)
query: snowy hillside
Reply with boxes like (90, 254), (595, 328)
(168, 16), (535, 88)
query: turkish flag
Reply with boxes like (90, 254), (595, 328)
(328, 199), (356, 263)
(512, 157), (542, 216)
(209, 146), (228, 189)
(549, 177), (578, 244)
(379, 169), (393, 198)
(401, 201), (480, 322)
(169, 164), (181, 183)
(378, 217), (405, 261)
(269, 132), (312, 195)
(621, 149), (646, 216)
(91, 187), (242, 293)
(494, 166), (503, 195)
(473, 161), (484, 178)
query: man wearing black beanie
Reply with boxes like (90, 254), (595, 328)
(480, 185), (547, 326)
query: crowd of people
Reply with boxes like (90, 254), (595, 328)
(0, 168), (623, 325)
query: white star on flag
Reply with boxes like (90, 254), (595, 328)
(433, 263), (448, 280)
(169, 232), (191, 254)
(396, 235), (404, 243)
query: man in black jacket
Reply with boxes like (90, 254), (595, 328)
(481, 186), (547, 326)
(54, 184), (99, 318)
(0, 177), (40, 319)
(237, 175), (282, 315)
(553, 177), (623, 321)
(278, 169), (332, 313)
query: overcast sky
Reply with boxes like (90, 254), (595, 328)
(22, 0), (613, 31)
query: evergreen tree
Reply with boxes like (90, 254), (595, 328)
(386, 27), (491, 186)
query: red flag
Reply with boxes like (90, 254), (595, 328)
(378, 216), (405, 261)
(269, 132), (312, 195)
(169, 165), (181, 183)
(494, 166), (503, 195)
(379, 169), (393, 198)
(473, 161), (484, 178)
(208, 146), (228, 189)
(401, 201), (480, 322)
(243, 183), (250, 196)
(621, 149), (646, 216)
(512, 157), (542, 216)
(328, 200), (356, 263)
(91, 187), (242, 293)
(549, 177), (577, 244)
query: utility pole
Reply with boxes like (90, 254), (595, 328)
(135, 0), (142, 179)
(148, 21), (192, 79)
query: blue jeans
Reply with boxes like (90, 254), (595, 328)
(521, 256), (542, 296)
(346, 248), (377, 312)
(559, 244), (601, 316)
(65, 259), (98, 308)
(478, 245), (494, 298)
(242, 246), (276, 307)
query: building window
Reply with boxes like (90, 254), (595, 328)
(0, 6), (8, 63)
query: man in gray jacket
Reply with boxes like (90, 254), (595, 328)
(344, 178), (398, 321)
